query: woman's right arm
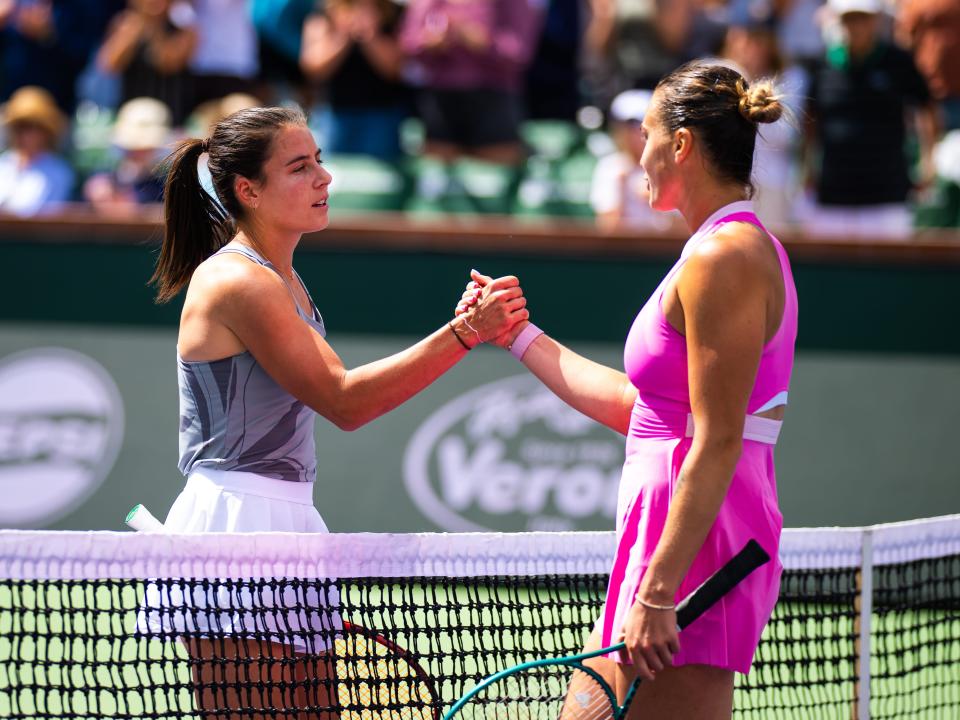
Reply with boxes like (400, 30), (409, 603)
(511, 330), (637, 436)
(197, 260), (527, 431)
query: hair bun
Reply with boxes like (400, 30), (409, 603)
(737, 78), (784, 124)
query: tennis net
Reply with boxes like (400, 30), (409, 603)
(0, 515), (957, 719)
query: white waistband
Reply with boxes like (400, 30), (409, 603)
(187, 467), (315, 505)
(685, 413), (782, 445)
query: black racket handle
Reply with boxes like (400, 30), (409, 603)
(675, 539), (771, 630)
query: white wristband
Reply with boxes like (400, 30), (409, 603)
(509, 323), (544, 361)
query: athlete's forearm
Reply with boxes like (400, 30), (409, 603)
(519, 332), (636, 435)
(329, 322), (469, 430)
(637, 438), (742, 603)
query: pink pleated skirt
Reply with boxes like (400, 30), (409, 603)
(600, 415), (784, 674)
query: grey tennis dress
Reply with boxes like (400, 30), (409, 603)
(137, 244), (340, 652)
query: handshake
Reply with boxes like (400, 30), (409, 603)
(451, 269), (530, 350)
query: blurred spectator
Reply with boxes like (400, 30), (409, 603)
(95, 0), (198, 126)
(82, 97), (170, 216)
(586, 0), (693, 100)
(399, 0), (541, 165)
(250, 0), (315, 105)
(0, 1), (122, 114)
(589, 89), (672, 231)
(524, 0), (609, 121)
(681, 0), (730, 62)
(301, 0), (410, 159)
(896, 0), (960, 132)
(721, 0), (805, 228)
(775, 0), (826, 69)
(188, 0), (261, 111)
(0, 85), (73, 216)
(801, 0), (938, 239)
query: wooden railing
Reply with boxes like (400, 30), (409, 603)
(1, 206), (958, 265)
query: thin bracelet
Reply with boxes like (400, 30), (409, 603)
(448, 321), (471, 351)
(635, 596), (676, 611)
(461, 317), (482, 344)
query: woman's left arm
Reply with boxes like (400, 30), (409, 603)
(621, 231), (770, 679)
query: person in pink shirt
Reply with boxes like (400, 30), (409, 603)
(399, 0), (541, 165)
(460, 60), (798, 718)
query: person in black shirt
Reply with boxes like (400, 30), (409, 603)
(299, 0), (410, 160)
(801, 0), (938, 239)
(95, 0), (198, 126)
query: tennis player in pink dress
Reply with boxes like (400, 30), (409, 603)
(459, 60), (798, 718)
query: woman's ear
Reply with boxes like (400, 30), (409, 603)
(674, 127), (693, 165)
(233, 175), (261, 210)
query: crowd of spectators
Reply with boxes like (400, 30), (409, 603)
(0, 0), (957, 234)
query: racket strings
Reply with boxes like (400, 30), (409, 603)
(459, 666), (618, 720)
(335, 627), (436, 718)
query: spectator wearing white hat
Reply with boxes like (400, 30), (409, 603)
(590, 88), (674, 232)
(83, 96), (171, 216)
(800, 0), (939, 238)
(0, 86), (74, 217)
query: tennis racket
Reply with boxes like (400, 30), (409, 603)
(444, 539), (770, 720)
(335, 621), (440, 719)
(125, 503), (164, 531)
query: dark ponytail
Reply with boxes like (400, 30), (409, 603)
(151, 138), (232, 303)
(150, 105), (308, 304)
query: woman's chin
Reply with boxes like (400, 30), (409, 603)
(302, 214), (330, 234)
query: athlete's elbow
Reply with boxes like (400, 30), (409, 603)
(698, 433), (743, 466)
(332, 415), (362, 432)
(326, 406), (369, 432)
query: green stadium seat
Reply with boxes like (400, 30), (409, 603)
(405, 156), (520, 216)
(404, 156), (459, 215)
(514, 156), (564, 218)
(520, 120), (584, 162)
(553, 152), (597, 218)
(325, 154), (409, 213)
(71, 103), (117, 178)
(914, 178), (960, 229)
(449, 158), (520, 215)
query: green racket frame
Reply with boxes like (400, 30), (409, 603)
(444, 539), (771, 720)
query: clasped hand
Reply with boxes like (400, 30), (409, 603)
(455, 269), (528, 347)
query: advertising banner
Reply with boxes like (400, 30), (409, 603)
(0, 323), (957, 531)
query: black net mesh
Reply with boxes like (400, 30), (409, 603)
(1, 533), (958, 719)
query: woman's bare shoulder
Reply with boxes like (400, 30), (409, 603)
(679, 223), (774, 302)
(186, 250), (286, 309)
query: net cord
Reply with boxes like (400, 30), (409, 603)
(0, 514), (958, 580)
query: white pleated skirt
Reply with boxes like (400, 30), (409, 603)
(136, 467), (341, 654)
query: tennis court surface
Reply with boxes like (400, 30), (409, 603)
(1, 516), (957, 718)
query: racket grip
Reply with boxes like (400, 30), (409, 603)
(675, 539), (770, 630)
(125, 504), (164, 532)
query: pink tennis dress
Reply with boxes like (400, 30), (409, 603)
(600, 200), (798, 673)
